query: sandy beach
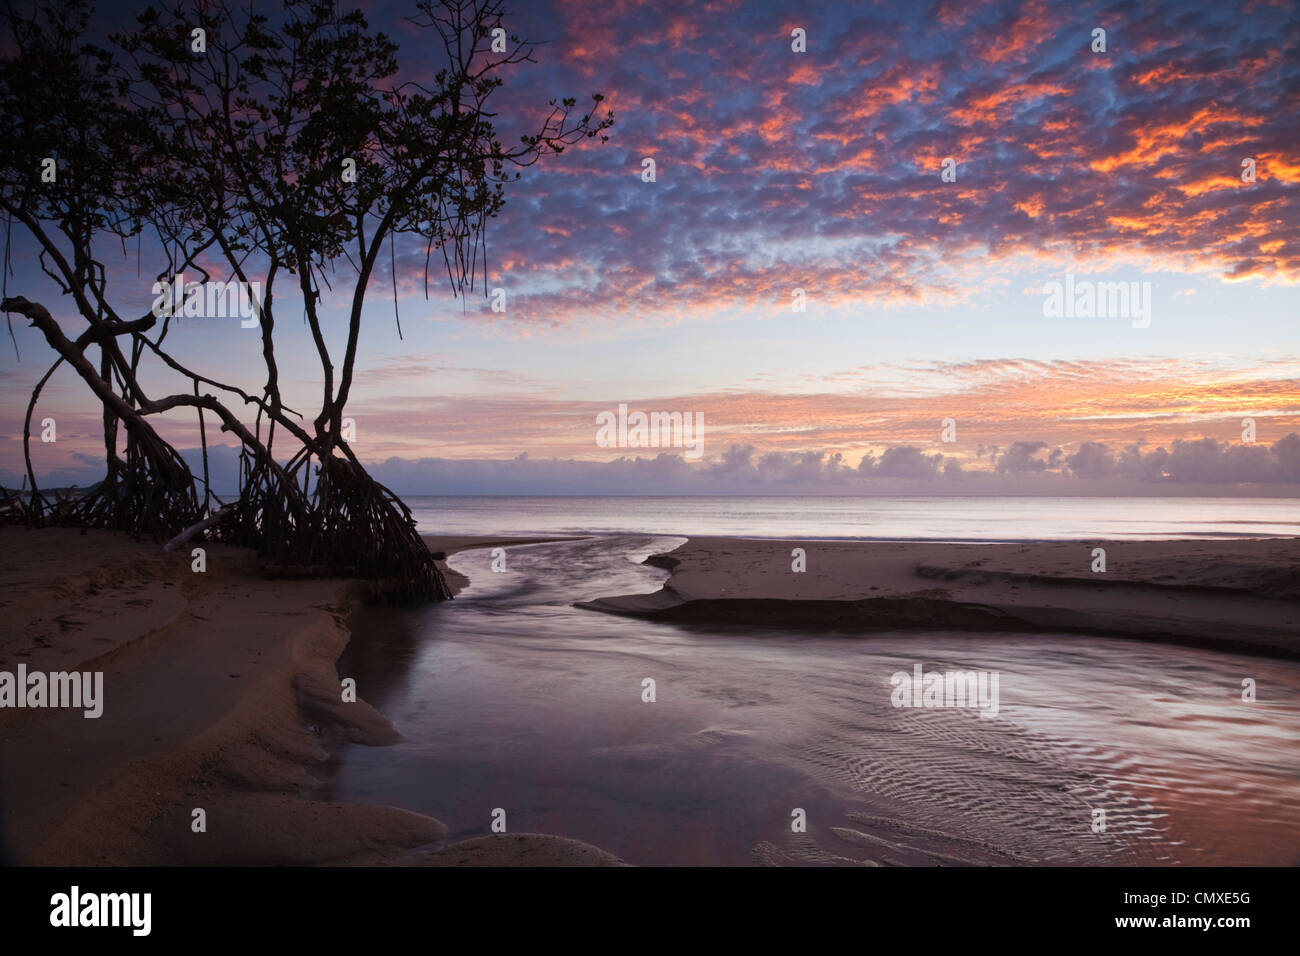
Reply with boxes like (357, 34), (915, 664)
(0, 527), (620, 866)
(3, 527), (1297, 866)
(581, 537), (1300, 660)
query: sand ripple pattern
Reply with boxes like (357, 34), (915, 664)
(322, 536), (1300, 866)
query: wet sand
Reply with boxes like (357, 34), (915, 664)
(580, 537), (1300, 660)
(4, 527), (1296, 865)
(321, 535), (1300, 866)
(0, 527), (614, 865)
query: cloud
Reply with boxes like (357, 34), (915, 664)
(1065, 440), (1115, 478)
(369, 0), (1300, 327)
(2, 1), (1296, 501)
(352, 434), (1300, 495)
(6, 351), (1299, 480)
(996, 440), (1051, 474)
(1064, 433), (1300, 483)
(868, 445), (946, 478)
(9, 434), (1298, 497)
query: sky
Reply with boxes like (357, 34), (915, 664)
(1, 0), (1298, 494)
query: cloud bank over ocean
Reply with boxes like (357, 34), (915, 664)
(9, 433), (1297, 495)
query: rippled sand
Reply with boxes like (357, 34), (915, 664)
(314, 536), (1300, 866)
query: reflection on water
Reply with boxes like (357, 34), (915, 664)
(405, 495), (1300, 541)
(311, 536), (1300, 866)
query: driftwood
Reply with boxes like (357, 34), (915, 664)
(163, 505), (233, 553)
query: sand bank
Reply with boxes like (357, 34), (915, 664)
(0, 528), (617, 866)
(579, 537), (1300, 660)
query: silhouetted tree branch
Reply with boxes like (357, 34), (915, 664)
(0, 0), (613, 600)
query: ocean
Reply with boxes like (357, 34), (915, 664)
(405, 494), (1299, 541)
